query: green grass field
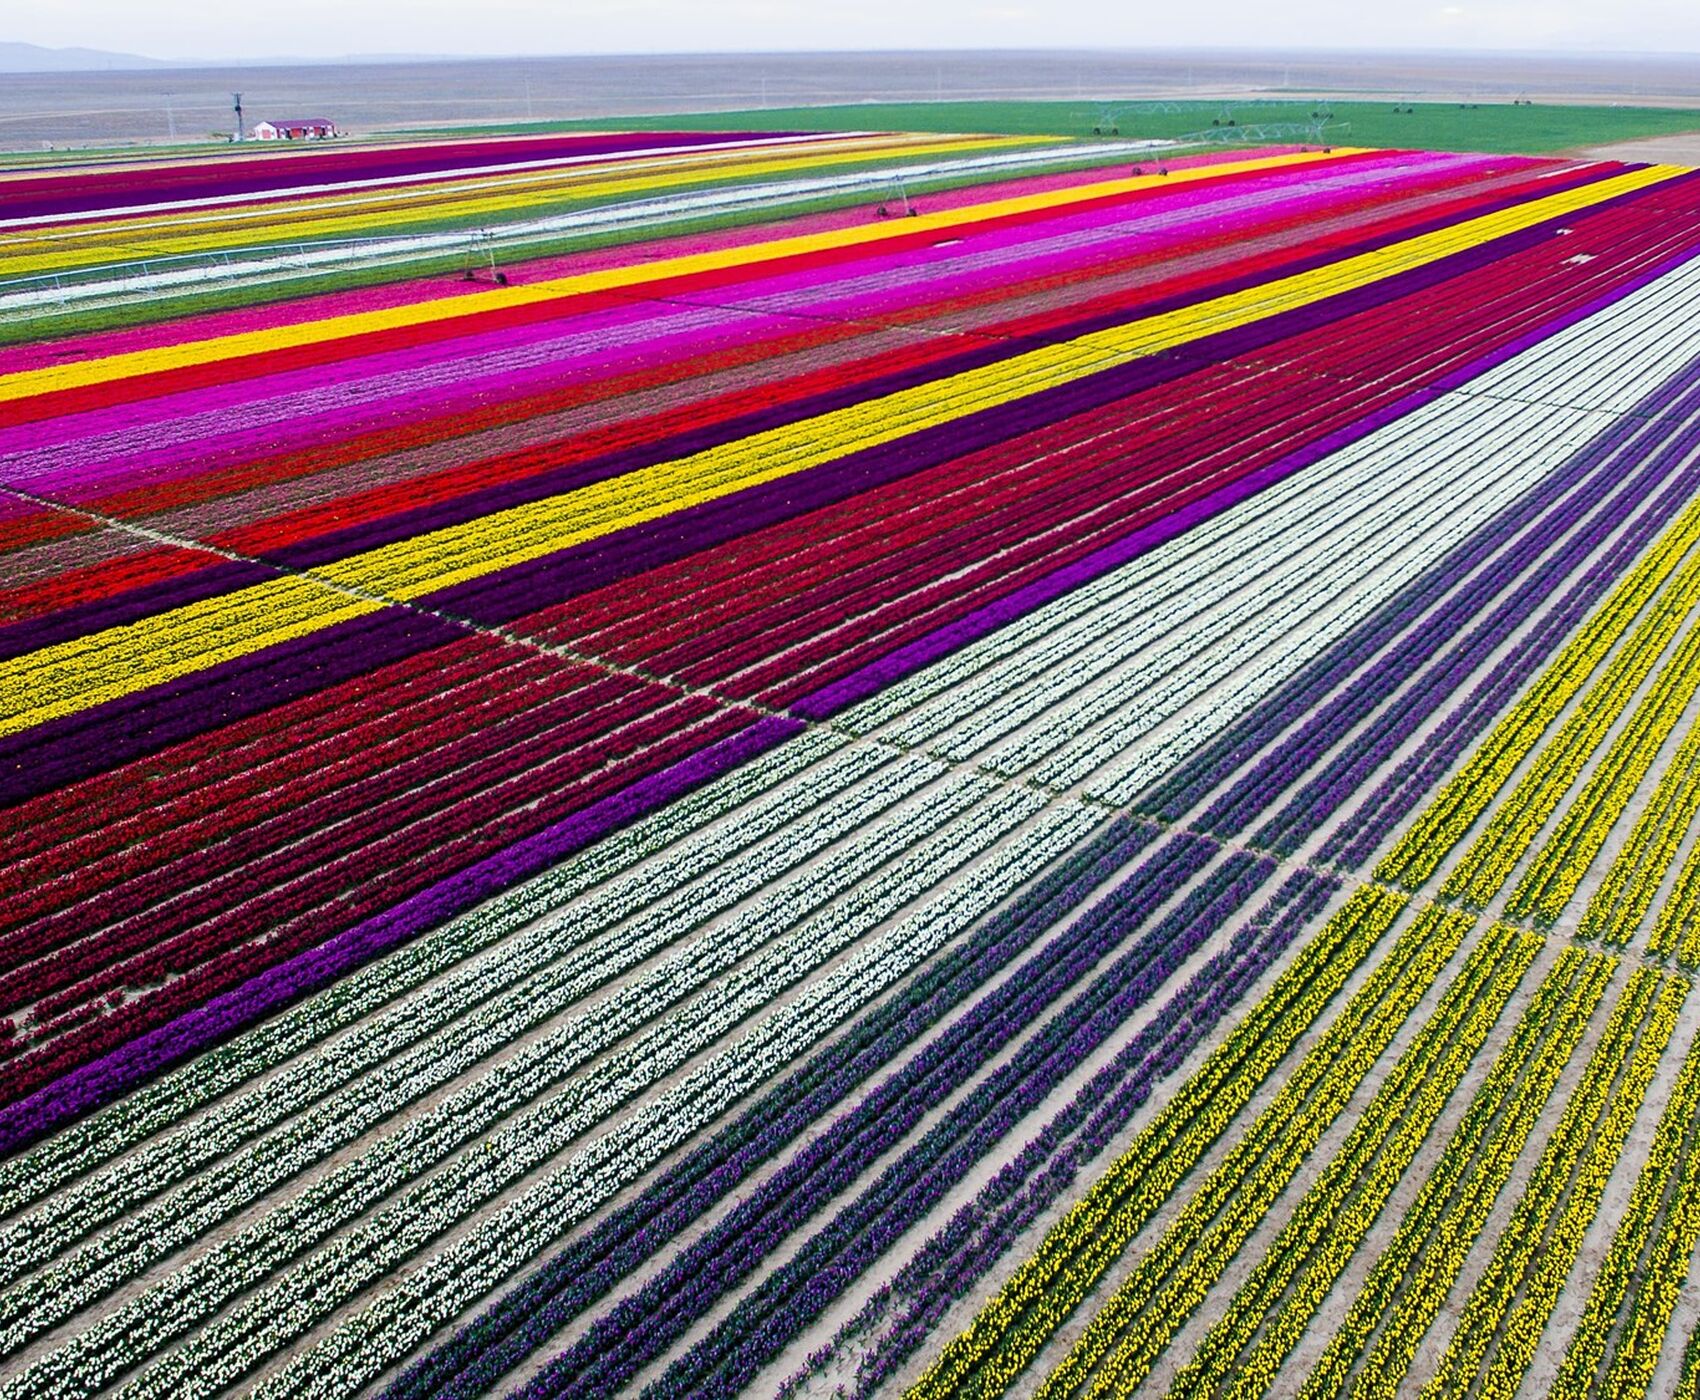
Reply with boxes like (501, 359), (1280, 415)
(414, 98), (1700, 156)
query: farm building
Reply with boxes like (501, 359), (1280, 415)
(251, 118), (338, 140)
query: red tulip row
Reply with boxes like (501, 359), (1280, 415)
(0, 632), (502, 870)
(9, 670), (668, 1023)
(0, 697), (748, 1107)
(0, 649), (588, 957)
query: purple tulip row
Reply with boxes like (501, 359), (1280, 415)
(381, 815), (1164, 1400)
(589, 846), (1269, 1400)
(839, 867), (1339, 1398)
(1240, 357), (1700, 857)
(1325, 377), (1700, 868)
(1141, 341), (1700, 832)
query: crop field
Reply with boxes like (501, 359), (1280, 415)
(8, 127), (1700, 1400)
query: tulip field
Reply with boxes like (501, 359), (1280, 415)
(10, 125), (1700, 1399)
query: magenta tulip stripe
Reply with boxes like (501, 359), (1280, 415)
(9, 127), (1700, 1400)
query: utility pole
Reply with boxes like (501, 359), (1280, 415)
(232, 92), (244, 142)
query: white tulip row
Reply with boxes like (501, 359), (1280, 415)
(970, 402), (1531, 781)
(1, 755), (998, 1391)
(890, 383), (1546, 789)
(1066, 406), (1610, 802)
(1481, 254), (1700, 413)
(91, 794), (1091, 1400)
(247, 801), (1098, 1400)
(0, 743), (944, 1355)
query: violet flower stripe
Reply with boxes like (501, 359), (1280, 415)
(381, 815), (1163, 1400)
(0, 714), (802, 1158)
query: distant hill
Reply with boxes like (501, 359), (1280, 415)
(0, 41), (169, 72)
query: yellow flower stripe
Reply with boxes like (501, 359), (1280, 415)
(1060, 912), (1518, 1400)
(1298, 948), (1612, 1400)
(1422, 970), (1684, 1400)
(903, 882), (1411, 1400)
(1378, 476), (1700, 893)
(1166, 923), (1539, 1400)
(1508, 614), (1700, 927)
(1652, 836), (1700, 964)
(1676, 1297), (1700, 1400)
(1549, 1016), (1700, 1400)
(0, 146), (1358, 406)
(0, 133), (1033, 278)
(1, 162), (1683, 741)
(1442, 547), (1700, 911)
(1584, 706), (1700, 948)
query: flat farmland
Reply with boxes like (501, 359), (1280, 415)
(6, 124), (1700, 1400)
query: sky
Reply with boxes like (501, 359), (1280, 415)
(10, 0), (1700, 61)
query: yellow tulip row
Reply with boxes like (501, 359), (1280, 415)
(1419, 968), (1684, 1400)
(1549, 1017), (1700, 1400)
(1035, 904), (1481, 1400)
(4, 304), (1223, 737)
(0, 573), (383, 738)
(1653, 843), (1700, 965)
(1677, 1318), (1700, 1400)
(1509, 616), (1700, 927)
(1441, 552), (1700, 911)
(903, 884), (1411, 1400)
(1296, 947), (1612, 1400)
(1581, 709), (1700, 946)
(1161, 922), (1536, 1400)
(1377, 489), (1700, 894)
(1647, 805), (1700, 961)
